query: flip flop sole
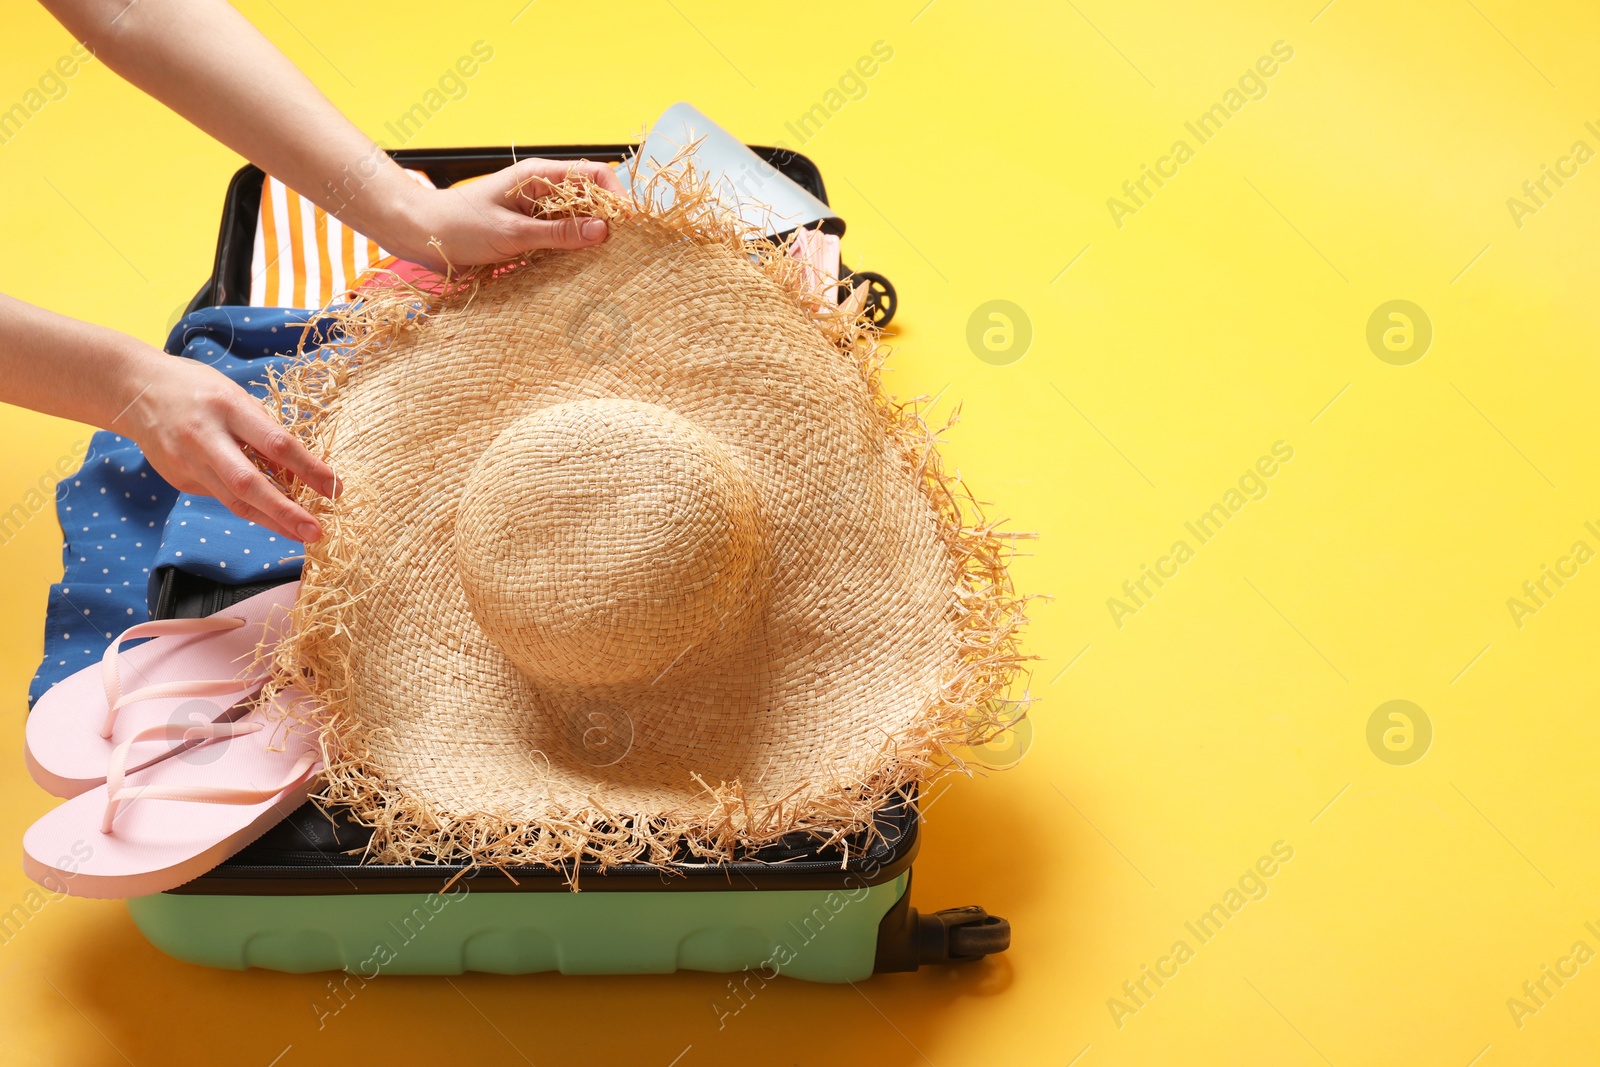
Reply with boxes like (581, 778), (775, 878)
(23, 694), (324, 900)
(26, 582), (299, 798)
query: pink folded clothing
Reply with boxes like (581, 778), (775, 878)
(788, 225), (841, 304)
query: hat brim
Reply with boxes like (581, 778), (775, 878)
(266, 167), (1029, 872)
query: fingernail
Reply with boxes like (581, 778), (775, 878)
(325, 474), (342, 498)
(298, 521), (321, 543)
(581, 219), (606, 242)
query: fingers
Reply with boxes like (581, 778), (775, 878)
(417, 157), (624, 267)
(192, 400), (329, 542)
(230, 402), (340, 499)
(500, 157), (623, 211)
(205, 443), (322, 543)
(205, 479), (294, 542)
(511, 215), (610, 252)
(210, 489), (276, 535)
(568, 159), (625, 194)
(499, 159), (559, 203)
(127, 361), (332, 543)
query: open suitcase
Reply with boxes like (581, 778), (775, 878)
(128, 144), (1004, 982)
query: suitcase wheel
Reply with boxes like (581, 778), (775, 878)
(946, 912), (1011, 960)
(919, 905), (1009, 964)
(840, 268), (897, 328)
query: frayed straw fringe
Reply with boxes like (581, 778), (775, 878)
(262, 156), (1035, 882)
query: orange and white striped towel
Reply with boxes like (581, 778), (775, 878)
(248, 169), (436, 308)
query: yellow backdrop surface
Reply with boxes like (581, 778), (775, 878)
(2, 2), (1597, 1064)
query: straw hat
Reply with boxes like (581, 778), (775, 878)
(269, 166), (1028, 869)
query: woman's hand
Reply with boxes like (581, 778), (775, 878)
(113, 352), (339, 543)
(0, 295), (338, 543)
(380, 158), (627, 272)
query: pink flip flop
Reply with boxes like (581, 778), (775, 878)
(26, 582), (299, 798)
(22, 689), (324, 899)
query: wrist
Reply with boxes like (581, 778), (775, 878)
(333, 158), (437, 264)
(102, 337), (167, 436)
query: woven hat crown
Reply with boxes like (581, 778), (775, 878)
(455, 397), (767, 686)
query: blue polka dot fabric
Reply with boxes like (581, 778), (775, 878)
(29, 306), (335, 707)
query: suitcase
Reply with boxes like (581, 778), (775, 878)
(130, 145), (1002, 982)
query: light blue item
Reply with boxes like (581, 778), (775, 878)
(619, 102), (840, 237)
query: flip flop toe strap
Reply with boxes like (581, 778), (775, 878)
(100, 720), (316, 833)
(98, 616), (268, 740)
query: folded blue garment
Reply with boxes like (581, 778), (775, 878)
(29, 306), (329, 706)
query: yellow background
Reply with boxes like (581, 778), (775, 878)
(2, 1), (1598, 1064)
